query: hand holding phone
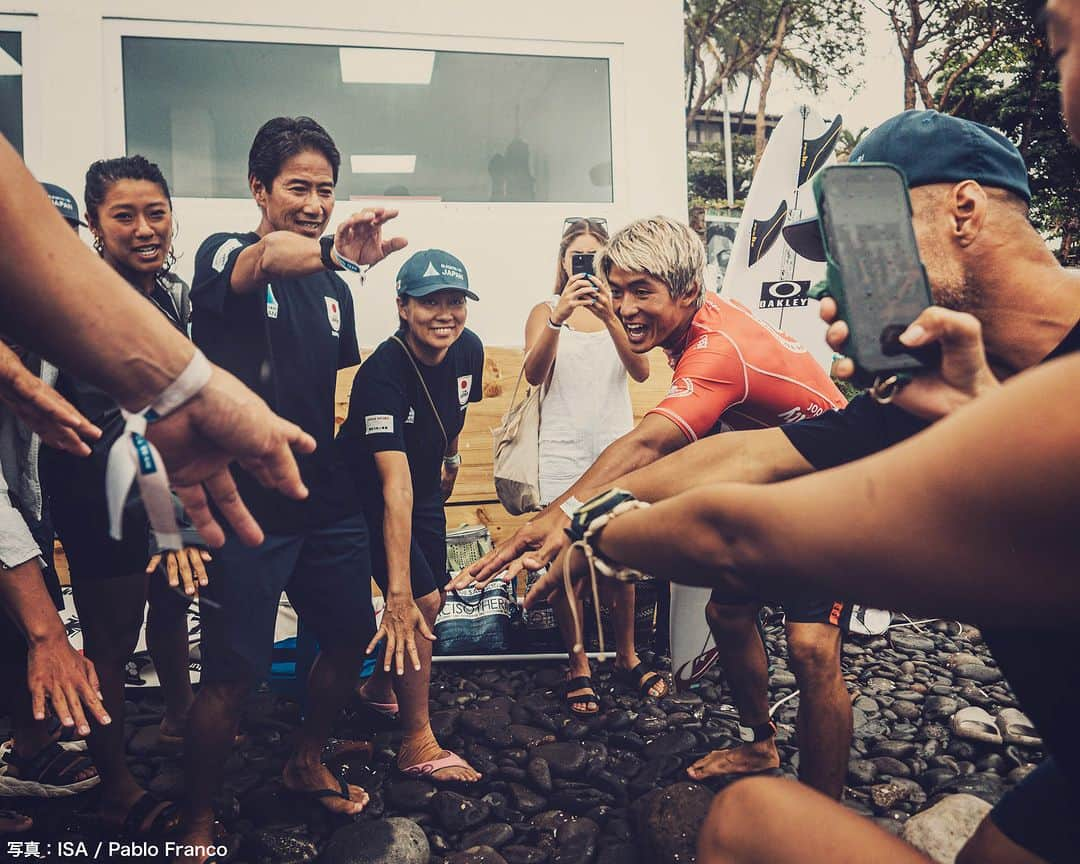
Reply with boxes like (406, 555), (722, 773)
(810, 164), (940, 389)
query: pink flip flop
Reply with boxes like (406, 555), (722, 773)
(400, 751), (478, 782)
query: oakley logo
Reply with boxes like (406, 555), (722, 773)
(760, 280), (810, 308)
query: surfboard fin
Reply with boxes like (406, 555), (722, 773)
(748, 199), (788, 268)
(798, 114), (843, 187)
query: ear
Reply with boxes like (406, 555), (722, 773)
(397, 296), (408, 321)
(677, 281), (702, 308)
(250, 175), (267, 208)
(950, 181), (987, 248)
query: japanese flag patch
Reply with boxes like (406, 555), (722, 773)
(457, 374), (473, 406)
(325, 296), (341, 334)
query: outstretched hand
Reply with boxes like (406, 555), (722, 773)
(0, 342), (101, 457)
(366, 593), (436, 676)
(148, 546), (212, 598)
(450, 515), (569, 591)
(148, 365), (316, 548)
(335, 208), (408, 267)
(27, 635), (110, 737)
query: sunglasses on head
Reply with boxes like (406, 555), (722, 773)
(562, 216), (608, 235)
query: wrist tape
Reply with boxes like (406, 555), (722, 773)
(106, 348), (212, 549)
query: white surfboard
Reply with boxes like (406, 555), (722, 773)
(670, 105), (842, 691)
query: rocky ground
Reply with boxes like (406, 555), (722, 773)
(6, 615), (1043, 863)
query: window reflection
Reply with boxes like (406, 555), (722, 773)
(122, 37), (613, 202)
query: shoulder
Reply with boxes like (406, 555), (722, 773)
(458, 328), (484, 354)
(357, 339), (399, 376)
(194, 232), (256, 274)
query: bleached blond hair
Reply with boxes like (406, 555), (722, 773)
(596, 216), (706, 308)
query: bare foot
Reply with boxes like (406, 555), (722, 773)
(399, 731), (481, 783)
(686, 740), (780, 781)
(282, 758), (368, 815)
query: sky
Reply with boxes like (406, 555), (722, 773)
(737, 4), (907, 135)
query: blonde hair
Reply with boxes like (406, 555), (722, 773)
(596, 216), (705, 308)
(553, 219), (610, 295)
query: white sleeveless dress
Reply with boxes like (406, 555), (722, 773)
(538, 298), (634, 505)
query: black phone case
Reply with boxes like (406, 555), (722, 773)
(811, 163), (937, 386)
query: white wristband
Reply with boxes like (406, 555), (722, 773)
(443, 453), (462, 467)
(145, 348), (212, 421)
(331, 245), (367, 276)
(105, 348), (212, 549)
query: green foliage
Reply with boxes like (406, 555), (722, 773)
(935, 3), (1079, 253)
(687, 138), (756, 205)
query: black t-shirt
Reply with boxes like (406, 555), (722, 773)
(780, 320), (1080, 782)
(44, 278), (188, 503)
(338, 329), (484, 504)
(191, 232), (362, 533)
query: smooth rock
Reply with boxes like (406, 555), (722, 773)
(890, 633), (936, 653)
(461, 823), (515, 850)
(387, 779), (437, 811)
(630, 782), (713, 864)
(953, 664), (1002, 684)
(433, 791), (492, 832)
(447, 847), (508, 864)
(322, 818), (430, 864)
(643, 730), (697, 759)
(532, 743), (587, 778)
(901, 794), (991, 863)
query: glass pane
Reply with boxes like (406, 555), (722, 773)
(0, 31), (23, 156)
(122, 36), (613, 202)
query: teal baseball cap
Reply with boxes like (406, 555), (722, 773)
(43, 182), (87, 228)
(395, 249), (478, 301)
(783, 110), (1031, 262)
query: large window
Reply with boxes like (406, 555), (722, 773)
(121, 37), (613, 202)
(0, 31), (22, 155)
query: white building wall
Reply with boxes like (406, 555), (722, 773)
(2, 0), (687, 347)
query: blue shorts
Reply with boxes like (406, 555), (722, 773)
(708, 590), (848, 628)
(198, 513), (375, 683)
(990, 758), (1080, 863)
(363, 495), (447, 599)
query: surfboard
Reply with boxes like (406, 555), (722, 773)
(670, 105), (842, 692)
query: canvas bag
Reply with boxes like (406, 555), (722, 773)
(493, 352), (544, 515)
(436, 524), (515, 655)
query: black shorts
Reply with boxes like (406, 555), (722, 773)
(991, 758), (1080, 863)
(363, 494), (447, 599)
(198, 513), (376, 683)
(48, 489), (150, 582)
(709, 589), (847, 627)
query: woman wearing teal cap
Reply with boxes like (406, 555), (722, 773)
(338, 248), (483, 782)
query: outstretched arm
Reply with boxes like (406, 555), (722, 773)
(591, 355), (1080, 626)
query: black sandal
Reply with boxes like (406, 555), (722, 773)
(563, 676), (601, 716)
(117, 792), (182, 838)
(615, 660), (669, 699)
(1, 741), (99, 796)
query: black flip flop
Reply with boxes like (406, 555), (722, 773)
(615, 660), (669, 698)
(288, 774), (357, 813)
(563, 676), (601, 716)
(119, 792), (182, 838)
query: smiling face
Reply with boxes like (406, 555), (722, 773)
(399, 290), (468, 363)
(89, 179), (173, 281)
(252, 149), (335, 237)
(607, 265), (699, 353)
(1047, 0), (1080, 140)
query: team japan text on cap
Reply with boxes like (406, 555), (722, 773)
(395, 249), (479, 301)
(783, 110), (1031, 262)
(42, 182), (87, 227)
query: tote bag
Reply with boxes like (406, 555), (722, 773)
(493, 353), (544, 515)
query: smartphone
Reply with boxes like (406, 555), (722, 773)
(571, 252), (595, 278)
(813, 163), (938, 385)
